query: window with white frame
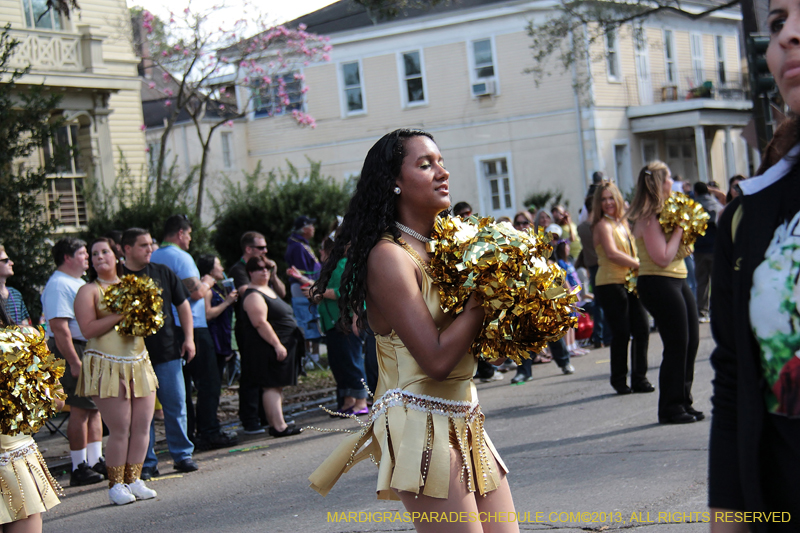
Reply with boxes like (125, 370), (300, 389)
(715, 35), (726, 84)
(253, 72), (303, 117)
(22, 0), (63, 30)
(690, 33), (704, 85)
(42, 124), (87, 227)
(221, 132), (233, 169)
(481, 158), (512, 213)
(341, 61), (364, 114)
(663, 30), (677, 84)
(401, 51), (426, 105)
(606, 30), (620, 81)
(472, 39), (495, 80)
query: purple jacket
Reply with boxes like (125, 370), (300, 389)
(285, 233), (321, 285)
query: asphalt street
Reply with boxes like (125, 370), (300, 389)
(43, 324), (717, 532)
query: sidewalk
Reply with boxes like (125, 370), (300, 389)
(36, 384), (336, 476)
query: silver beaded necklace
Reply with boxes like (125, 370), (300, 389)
(394, 221), (432, 243)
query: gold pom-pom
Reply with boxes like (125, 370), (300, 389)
(103, 274), (165, 337)
(658, 192), (710, 246)
(428, 215), (579, 364)
(0, 326), (66, 435)
(625, 269), (638, 295)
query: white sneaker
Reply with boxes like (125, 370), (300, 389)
(109, 483), (136, 505)
(561, 363), (576, 375)
(127, 479), (157, 500)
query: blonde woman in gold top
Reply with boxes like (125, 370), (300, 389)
(74, 238), (159, 505)
(591, 182), (652, 395)
(627, 162), (700, 425)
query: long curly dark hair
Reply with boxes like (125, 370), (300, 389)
(312, 128), (434, 330)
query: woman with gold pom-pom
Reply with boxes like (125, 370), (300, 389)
(308, 129), (518, 533)
(627, 162), (700, 425)
(74, 237), (159, 506)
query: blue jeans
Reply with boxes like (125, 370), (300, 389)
(145, 358), (194, 468)
(326, 327), (367, 406)
(292, 297), (322, 341)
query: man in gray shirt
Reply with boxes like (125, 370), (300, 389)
(42, 237), (104, 486)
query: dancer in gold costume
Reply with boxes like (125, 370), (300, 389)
(309, 130), (518, 532)
(0, 305), (62, 532)
(74, 238), (158, 506)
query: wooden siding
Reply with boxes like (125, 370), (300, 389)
(2, 0), (146, 187)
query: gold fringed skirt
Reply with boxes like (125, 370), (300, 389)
(309, 389), (507, 500)
(76, 349), (158, 399)
(0, 435), (61, 524)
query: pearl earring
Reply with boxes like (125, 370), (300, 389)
(394, 186), (401, 195)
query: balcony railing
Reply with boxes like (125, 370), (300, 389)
(625, 68), (747, 107)
(9, 26), (106, 74)
(9, 29), (82, 72)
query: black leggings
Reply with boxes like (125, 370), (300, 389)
(594, 283), (650, 389)
(637, 276), (699, 418)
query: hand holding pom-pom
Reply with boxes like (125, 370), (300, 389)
(658, 193), (709, 247)
(103, 274), (165, 337)
(427, 215), (579, 364)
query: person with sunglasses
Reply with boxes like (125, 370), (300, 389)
(512, 211), (533, 231)
(238, 256), (302, 437)
(228, 231), (286, 435)
(0, 245), (30, 326)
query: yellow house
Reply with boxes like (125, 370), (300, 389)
(235, 0), (749, 218)
(3, 0), (146, 231)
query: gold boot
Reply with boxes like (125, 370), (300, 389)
(107, 464), (125, 489)
(124, 463), (142, 484)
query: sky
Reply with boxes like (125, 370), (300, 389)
(126, 0), (338, 27)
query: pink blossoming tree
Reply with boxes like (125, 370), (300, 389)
(133, 4), (331, 219)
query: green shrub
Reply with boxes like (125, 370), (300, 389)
(213, 159), (353, 273)
(83, 152), (212, 256)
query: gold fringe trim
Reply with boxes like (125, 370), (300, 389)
(0, 440), (62, 522)
(308, 389), (507, 500)
(77, 349), (158, 399)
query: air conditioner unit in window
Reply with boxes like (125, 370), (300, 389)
(472, 79), (496, 97)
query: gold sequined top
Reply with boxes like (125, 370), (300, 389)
(636, 237), (688, 279)
(76, 282), (158, 399)
(309, 236), (507, 501)
(595, 220), (636, 286)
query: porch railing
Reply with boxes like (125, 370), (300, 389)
(625, 68), (747, 107)
(9, 29), (82, 72)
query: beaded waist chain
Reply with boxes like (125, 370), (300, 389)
(84, 348), (148, 364)
(370, 389), (481, 423)
(0, 441), (37, 467)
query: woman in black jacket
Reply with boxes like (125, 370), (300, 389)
(708, 3), (800, 529)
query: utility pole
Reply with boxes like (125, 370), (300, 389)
(742, 0), (774, 152)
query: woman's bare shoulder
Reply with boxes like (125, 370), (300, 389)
(367, 239), (419, 286)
